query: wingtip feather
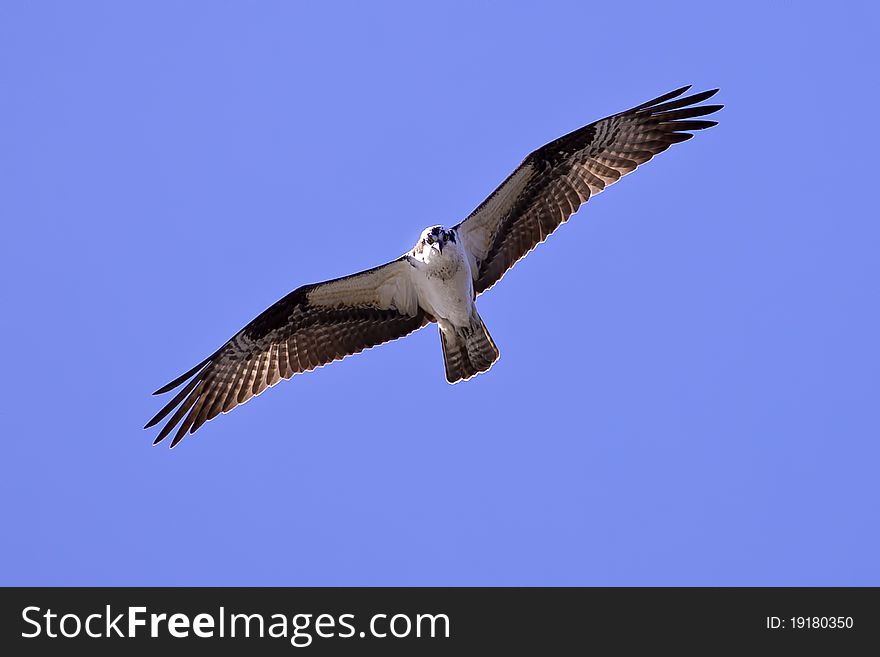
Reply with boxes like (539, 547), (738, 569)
(663, 84), (693, 99)
(630, 84), (692, 112)
(150, 352), (217, 396)
(169, 427), (189, 449)
(701, 88), (720, 100)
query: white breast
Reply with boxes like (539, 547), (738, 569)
(411, 241), (475, 326)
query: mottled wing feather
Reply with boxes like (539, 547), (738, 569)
(145, 258), (428, 447)
(456, 85), (722, 294)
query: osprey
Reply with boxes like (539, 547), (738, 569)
(147, 85), (721, 447)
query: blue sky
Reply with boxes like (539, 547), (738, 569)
(2, 1), (878, 585)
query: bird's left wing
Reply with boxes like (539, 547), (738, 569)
(455, 86), (722, 295)
(145, 258), (428, 447)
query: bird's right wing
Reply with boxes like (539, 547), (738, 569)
(145, 258), (429, 447)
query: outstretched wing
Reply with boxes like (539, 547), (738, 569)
(145, 258), (428, 447)
(455, 85), (722, 295)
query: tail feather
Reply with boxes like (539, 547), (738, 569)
(439, 310), (500, 383)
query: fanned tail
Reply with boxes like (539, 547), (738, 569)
(439, 310), (500, 383)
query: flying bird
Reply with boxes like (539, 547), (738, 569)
(146, 85), (722, 447)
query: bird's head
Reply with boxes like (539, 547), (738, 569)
(414, 225), (456, 260)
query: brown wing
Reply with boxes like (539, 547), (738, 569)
(145, 258), (428, 447)
(456, 86), (722, 294)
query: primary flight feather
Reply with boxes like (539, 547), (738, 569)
(146, 85), (722, 447)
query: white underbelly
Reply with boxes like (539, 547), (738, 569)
(423, 279), (471, 324)
(415, 257), (474, 326)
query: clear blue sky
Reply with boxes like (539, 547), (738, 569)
(2, 1), (878, 585)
